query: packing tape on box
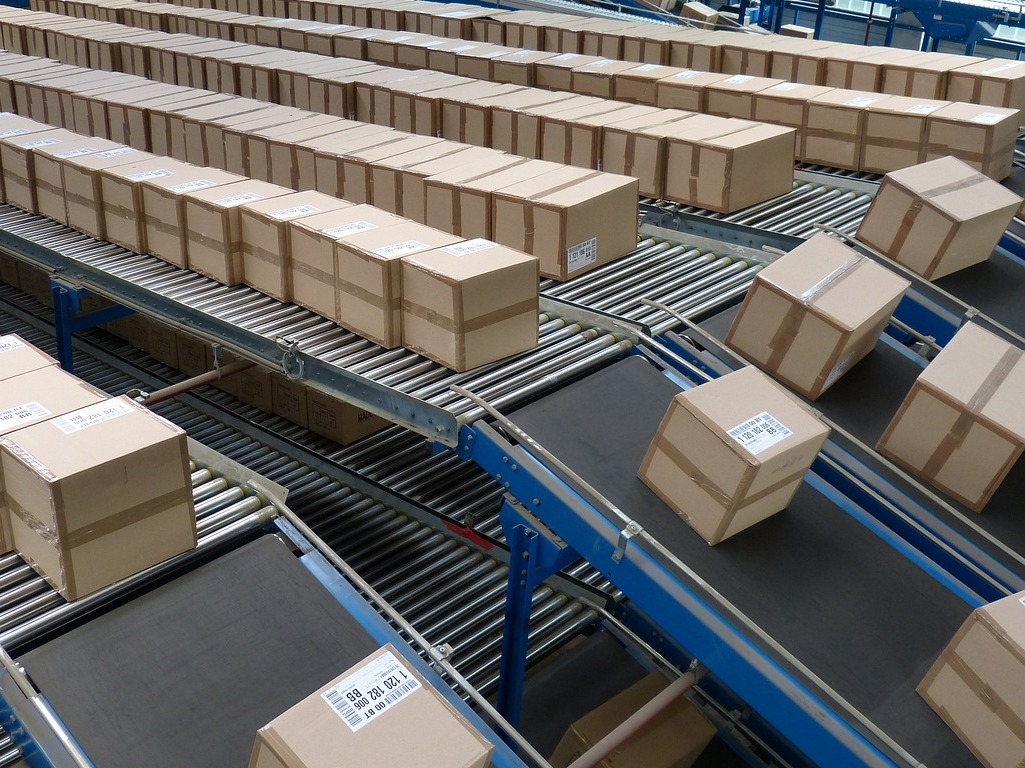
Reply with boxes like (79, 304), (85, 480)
(888, 172), (992, 256)
(921, 345), (1023, 481)
(941, 648), (1025, 742)
(188, 230), (241, 255)
(335, 277), (400, 311)
(241, 241), (284, 267)
(402, 296), (537, 334)
(290, 257), (333, 284)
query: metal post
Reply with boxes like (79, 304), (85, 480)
(738, 0), (749, 27)
(884, 8), (898, 47)
(51, 280), (76, 373)
(920, 30), (931, 51)
(813, 0), (827, 39)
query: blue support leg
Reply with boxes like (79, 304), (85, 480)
(51, 281), (77, 373)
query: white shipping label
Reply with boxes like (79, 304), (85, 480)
(443, 238), (497, 255)
(95, 147), (136, 159)
(321, 650), (422, 733)
(21, 138), (61, 149)
(55, 146), (97, 159)
(905, 103), (940, 115)
(214, 192), (264, 206)
(268, 204), (322, 219)
(390, 35), (414, 42)
(844, 96), (876, 107)
(0, 335), (26, 353)
(727, 411), (793, 455)
(770, 82), (803, 92)
(633, 64), (662, 72)
(723, 75), (754, 84)
(971, 111), (1007, 125)
(0, 401), (50, 428)
(567, 237), (597, 274)
(590, 59), (614, 69)
(324, 220), (377, 237)
(126, 169), (172, 182)
(450, 44), (478, 52)
(671, 70), (701, 80)
(480, 49), (506, 59)
(0, 129), (28, 138)
(441, 8), (476, 16)
(168, 179), (215, 193)
(50, 399), (133, 435)
(551, 53), (581, 62)
(372, 239), (428, 257)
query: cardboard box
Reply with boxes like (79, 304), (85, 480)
(881, 52), (983, 100)
(664, 118), (796, 213)
(401, 239), (538, 371)
(240, 191), (352, 302)
(1, 127), (85, 214)
(542, 102), (660, 171)
(62, 145), (151, 240)
(289, 205), (407, 320)
(535, 53), (607, 92)
(823, 46), (921, 92)
(271, 373), (308, 428)
(919, 590), (1025, 768)
(602, 110), (698, 199)
(248, 644), (493, 768)
(861, 94), (951, 173)
(550, 672), (715, 768)
(1, 395), (197, 601)
(802, 88), (885, 169)
(0, 335), (55, 382)
(437, 82), (525, 148)
(184, 180), (293, 285)
(572, 59), (647, 99)
(924, 102), (1019, 180)
(32, 136), (123, 226)
(639, 366), (829, 544)
(768, 39), (846, 84)
(491, 166), (639, 280)
(175, 332), (211, 377)
(705, 74), (786, 120)
(779, 24), (814, 38)
(654, 70), (731, 113)
(141, 167), (245, 268)
(99, 157), (197, 254)
(753, 83), (834, 155)
(234, 364), (275, 413)
(492, 49), (559, 87)
(334, 221), (463, 347)
(306, 390), (389, 446)
(611, 64), (681, 105)
(947, 58), (1025, 116)
(857, 157), (1020, 280)
(879, 322), (1025, 511)
(718, 36), (779, 77)
(680, 1), (719, 28)
(479, 89), (579, 157)
(727, 233), (909, 398)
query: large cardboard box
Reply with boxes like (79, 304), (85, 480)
(919, 591), (1025, 768)
(924, 102), (1019, 180)
(550, 672), (715, 768)
(769, 39), (846, 84)
(271, 373), (309, 428)
(1, 127), (85, 214)
(184, 180), (293, 285)
(718, 36), (779, 77)
(0, 335), (56, 382)
(947, 58), (1025, 116)
(100, 157), (194, 254)
(535, 53), (606, 92)
(653, 70), (731, 112)
(31, 136), (123, 226)
(492, 49), (560, 87)
(401, 239), (538, 372)
(572, 59), (647, 99)
(240, 191), (353, 302)
(823, 47), (921, 92)
(334, 221), (463, 347)
(611, 64), (681, 105)
(248, 644), (493, 768)
(62, 145), (151, 240)
(541, 101), (657, 170)
(753, 83), (834, 155)
(881, 52), (983, 100)
(601, 110), (698, 199)
(860, 95), (950, 174)
(726, 233), (910, 399)
(705, 74), (786, 120)
(802, 88), (886, 169)
(878, 322), (1025, 511)
(639, 366), (829, 545)
(1, 395), (197, 601)
(857, 157), (1020, 280)
(492, 166), (639, 281)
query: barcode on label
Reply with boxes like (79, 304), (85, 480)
(905, 103), (939, 115)
(50, 399), (133, 434)
(567, 237), (597, 273)
(727, 411), (793, 455)
(214, 192), (264, 206)
(168, 179), (215, 193)
(22, 138), (60, 148)
(0, 335), (26, 353)
(443, 238), (497, 256)
(321, 650), (422, 733)
(0, 129), (28, 138)
(971, 111), (1006, 125)
(0, 401), (50, 427)
(324, 220), (377, 237)
(372, 240), (428, 257)
(55, 146), (96, 159)
(127, 169), (172, 182)
(268, 204), (322, 219)
(95, 147), (136, 158)
(844, 97), (876, 107)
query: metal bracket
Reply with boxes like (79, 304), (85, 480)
(275, 336), (304, 380)
(613, 521), (644, 564)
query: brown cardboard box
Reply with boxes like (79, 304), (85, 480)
(234, 365), (275, 413)
(1, 127), (85, 214)
(306, 389), (390, 446)
(478, 89), (579, 157)
(664, 118), (796, 212)
(947, 58), (1025, 115)
(542, 102), (660, 170)
(919, 590), (1025, 768)
(330, 135), (446, 206)
(861, 95), (951, 173)
(0, 335), (56, 381)
(857, 157), (1020, 280)
(768, 39), (845, 84)
(779, 24), (814, 38)
(175, 332), (211, 377)
(184, 180), (293, 285)
(680, 1), (719, 28)
(334, 221), (463, 347)
(492, 166), (639, 280)
(401, 239), (538, 371)
(62, 145), (152, 240)
(802, 88), (885, 169)
(719, 36), (779, 77)
(879, 323), (1025, 511)
(492, 49), (559, 87)
(654, 70), (731, 113)
(240, 191), (352, 302)
(924, 102), (1019, 180)
(881, 52), (983, 100)
(306, 126), (400, 199)
(248, 643), (493, 768)
(665, 29), (732, 72)
(639, 366), (829, 544)
(550, 672), (715, 768)
(1, 395), (197, 601)
(726, 233), (909, 399)
(289, 205), (407, 320)
(0, 252), (17, 289)
(32, 136), (123, 226)
(602, 110), (698, 199)
(572, 59), (647, 99)
(437, 82), (525, 147)
(271, 373), (308, 428)
(753, 83), (834, 154)
(100, 157), (195, 254)
(705, 74), (786, 120)
(611, 64), (681, 105)
(823, 46), (921, 92)
(141, 167), (245, 268)
(535, 53), (606, 92)
(144, 321), (180, 371)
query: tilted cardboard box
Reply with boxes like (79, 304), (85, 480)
(31, 135), (123, 226)
(924, 102), (1019, 181)
(919, 590), (1025, 768)
(878, 323), (1025, 511)
(1, 395), (197, 601)
(857, 157), (1020, 280)
(401, 239), (538, 371)
(726, 233), (910, 399)
(639, 366), (830, 545)
(947, 58), (1025, 116)
(248, 644), (493, 768)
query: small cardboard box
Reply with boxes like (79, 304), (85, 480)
(62, 145), (151, 241)
(334, 221), (463, 347)
(947, 58), (1025, 116)
(779, 24), (814, 38)
(653, 70), (731, 113)
(726, 233), (910, 399)
(878, 323), (1025, 511)
(289, 205), (407, 321)
(175, 332), (211, 378)
(639, 366), (829, 545)
(141, 167), (245, 268)
(240, 191), (353, 302)
(184, 180), (293, 285)
(1, 395), (197, 601)
(492, 166), (639, 281)
(1, 127), (85, 214)
(100, 157), (194, 254)
(248, 644), (493, 768)
(307, 390), (389, 446)
(705, 74), (786, 120)
(401, 239), (538, 372)
(924, 102), (1019, 180)
(860, 95), (950, 174)
(919, 591), (1025, 768)
(549, 672), (715, 768)
(32, 136), (123, 226)
(680, 1), (719, 28)
(0, 335), (56, 382)
(857, 157), (1020, 280)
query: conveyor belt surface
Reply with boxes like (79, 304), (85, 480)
(510, 355), (977, 768)
(19, 536), (381, 768)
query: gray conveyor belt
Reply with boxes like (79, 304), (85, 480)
(17, 536), (381, 768)
(933, 252), (1025, 335)
(509, 355), (977, 768)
